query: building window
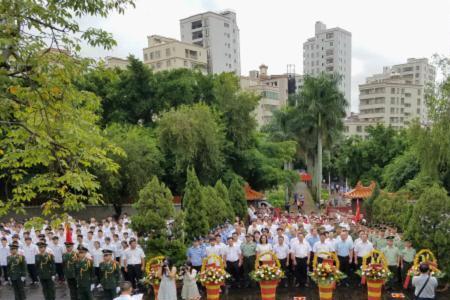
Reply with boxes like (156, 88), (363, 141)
(144, 53), (148, 61)
(224, 22), (229, 27)
(356, 126), (362, 132)
(191, 20), (202, 29)
(165, 48), (171, 57)
(391, 88), (395, 94)
(156, 62), (161, 69)
(192, 31), (203, 39)
(155, 51), (160, 59)
(325, 49), (334, 56)
(326, 32), (334, 39)
(150, 52), (154, 60)
(166, 60), (171, 67)
(183, 60), (188, 66)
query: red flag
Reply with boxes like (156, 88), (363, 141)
(65, 223), (73, 244)
(354, 199), (361, 223)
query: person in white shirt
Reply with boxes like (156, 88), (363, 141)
(339, 218), (350, 231)
(247, 219), (262, 236)
(112, 234), (122, 263)
(313, 232), (334, 261)
(92, 241), (103, 284)
(23, 236), (39, 284)
(290, 232), (311, 287)
(0, 237), (10, 283)
(103, 237), (116, 257)
(49, 236), (65, 282)
(223, 237), (242, 288)
(273, 236), (290, 287)
(353, 233), (373, 269)
(123, 238), (145, 290)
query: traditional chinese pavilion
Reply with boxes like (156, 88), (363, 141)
(244, 183), (265, 202)
(344, 181), (376, 215)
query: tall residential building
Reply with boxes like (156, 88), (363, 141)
(180, 10), (241, 75)
(303, 21), (352, 114)
(241, 64), (299, 127)
(142, 35), (207, 73)
(344, 58), (436, 138)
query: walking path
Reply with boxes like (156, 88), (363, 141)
(291, 182), (318, 214)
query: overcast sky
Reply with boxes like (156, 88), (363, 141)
(80, 0), (450, 112)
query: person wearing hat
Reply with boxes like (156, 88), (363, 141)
(63, 240), (78, 300)
(400, 239), (416, 285)
(49, 236), (65, 283)
(99, 249), (120, 300)
(187, 238), (206, 273)
(75, 246), (95, 300)
(7, 243), (27, 300)
(382, 236), (401, 290)
(240, 234), (257, 288)
(36, 241), (56, 300)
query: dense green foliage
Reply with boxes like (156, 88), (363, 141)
(96, 124), (163, 215)
(130, 177), (174, 236)
(0, 0), (134, 224)
(183, 168), (210, 241)
(229, 177), (248, 219)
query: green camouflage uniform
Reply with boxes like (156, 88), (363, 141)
(99, 260), (121, 300)
(36, 253), (56, 300)
(63, 251), (78, 300)
(75, 258), (95, 300)
(7, 254), (27, 300)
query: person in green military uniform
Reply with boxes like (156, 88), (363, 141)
(36, 242), (56, 300)
(382, 236), (401, 290)
(400, 240), (416, 285)
(63, 240), (78, 300)
(99, 249), (120, 300)
(374, 229), (387, 249)
(75, 246), (95, 300)
(240, 234), (256, 288)
(7, 243), (27, 300)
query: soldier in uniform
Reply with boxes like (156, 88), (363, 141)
(35, 241), (56, 300)
(400, 240), (416, 284)
(7, 243), (27, 300)
(63, 240), (78, 300)
(75, 245), (95, 300)
(99, 249), (120, 300)
(382, 236), (401, 290)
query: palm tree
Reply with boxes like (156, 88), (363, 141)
(264, 73), (347, 201)
(298, 73), (347, 200)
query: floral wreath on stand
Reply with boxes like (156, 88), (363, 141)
(198, 254), (230, 286)
(141, 255), (165, 287)
(357, 249), (391, 284)
(250, 251), (285, 282)
(403, 249), (445, 288)
(309, 251), (346, 285)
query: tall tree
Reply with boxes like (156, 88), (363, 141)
(96, 124), (163, 216)
(203, 186), (229, 229)
(0, 0), (136, 223)
(130, 177), (174, 237)
(298, 74), (347, 200)
(228, 177), (247, 220)
(214, 180), (235, 222)
(406, 184), (450, 275)
(157, 103), (225, 193)
(183, 168), (209, 241)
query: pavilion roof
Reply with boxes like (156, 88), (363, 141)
(344, 181), (376, 199)
(244, 184), (264, 201)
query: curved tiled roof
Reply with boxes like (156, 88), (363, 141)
(344, 181), (376, 199)
(245, 184), (264, 201)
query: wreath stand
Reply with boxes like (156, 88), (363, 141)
(361, 249), (389, 300)
(255, 251), (281, 300)
(312, 251), (340, 300)
(201, 254), (226, 300)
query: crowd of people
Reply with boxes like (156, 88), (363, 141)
(0, 214), (145, 300)
(0, 203), (441, 300)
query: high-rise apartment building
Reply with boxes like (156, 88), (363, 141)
(303, 21), (352, 114)
(142, 35), (207, 73)
(344, 58), (436, 138)
(180, 10), (241, 75)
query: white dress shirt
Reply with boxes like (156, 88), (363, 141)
(273, 243), (290, 260)
(22, 243), (39, 264)
(124, 247), (145, 265)
(290, 241), (311, 258)
(354, 241), (374, 258)
(313, 241), (333, 258)
(223, 244), (241, 262)
(49, 243), (64, 263)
